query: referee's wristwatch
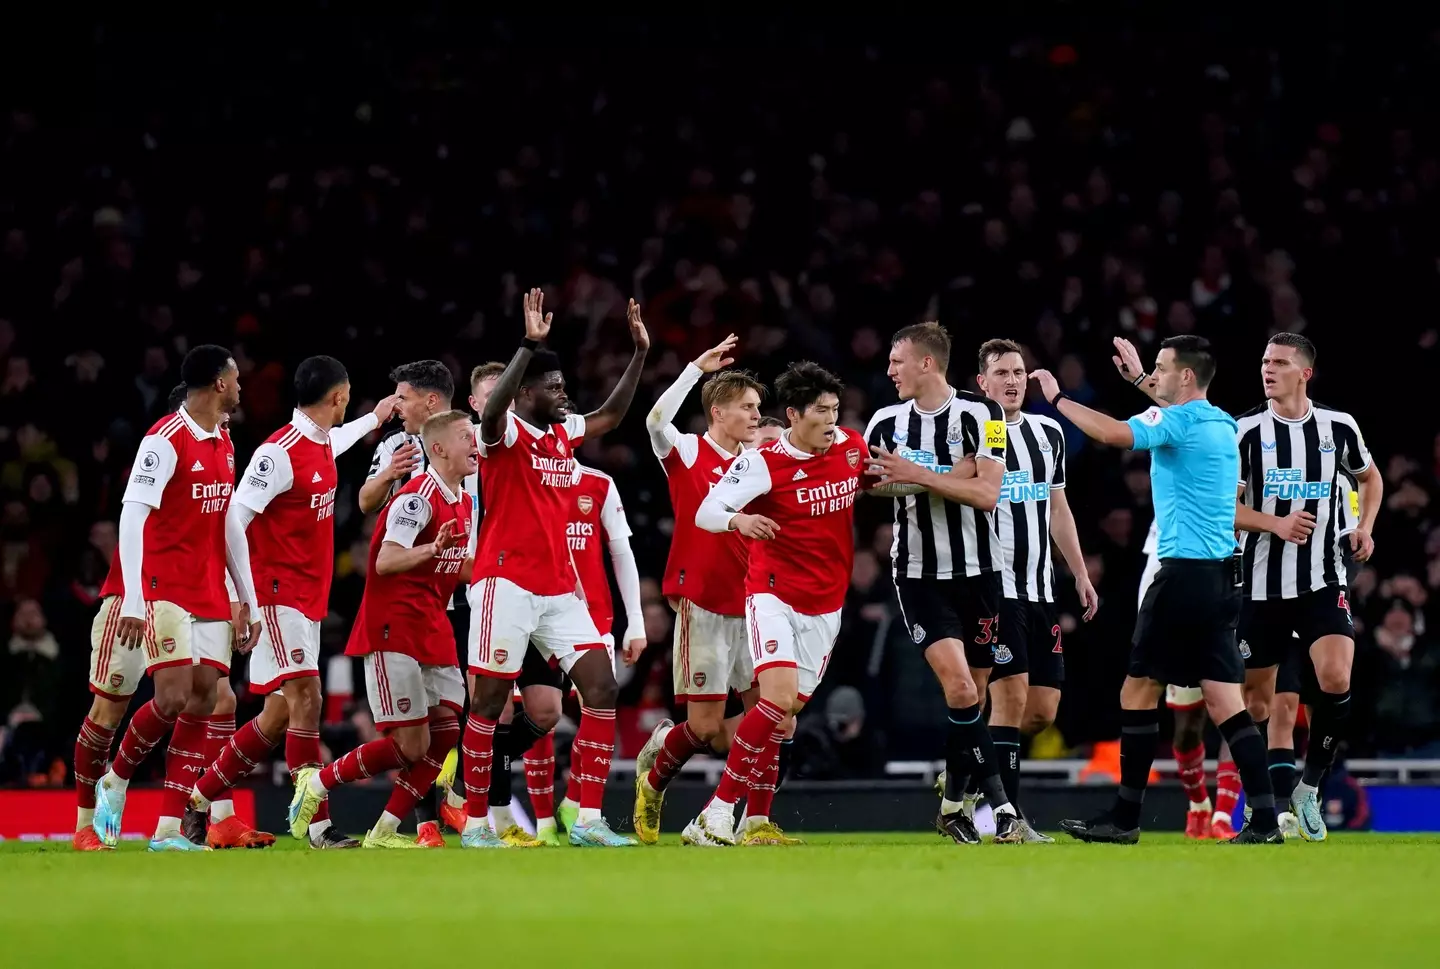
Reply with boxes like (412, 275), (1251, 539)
(1048, 389), (1069, 406)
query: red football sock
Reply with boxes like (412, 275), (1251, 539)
(318, 737), (409, 790)
(745, 729), (785, 819)
(113, 700), (177, 780)
(1175, 743), (1209, 806)
(286, 726), (322, 772)
(196, 719), (278, 802)
(647, 721), (706, 792)
(524, 733), (556, 821)
(572, 707), (617, 810)
(461, 714), (497, 818)
(1215, 759), (1241, 819)
(75, 717), (117, 809)
(713, 699), (785, 805)
(161, 715), (210, 818)
(201, 713), (236, 797)
(565, 733), (582, 805)
(384, 715), (460, 820)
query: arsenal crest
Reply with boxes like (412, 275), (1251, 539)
(397, 697), (412, 714)
(291, 648), (306, 664)
(693, 671), (707, 688)
(161, 637), (176, 654)
(109, 673), (125, 689)
(578, 495), (594, 515)
(226, 453), (235, 472)
(764, 639), (779, 654)
(846, 449), (860, 468)
(494, 648), (509, 665)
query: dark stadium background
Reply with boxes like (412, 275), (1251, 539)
(3, 7), (1440, 794)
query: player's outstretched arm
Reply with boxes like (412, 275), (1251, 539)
(646, 334), (736, 458)
(330, 393), (400, 457)
(1030, 369), (1135, 449)
(871, 444), (1003, 511)
(482, 287), (551, 445)
(584, 298), (651, 439)
(697, 452), (778, 538)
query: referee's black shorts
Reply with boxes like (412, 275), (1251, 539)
(895, 572), (1001, 669)
(1131, 558), (1243, 686)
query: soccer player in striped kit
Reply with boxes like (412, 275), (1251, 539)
(961, 339), (1098, 841)
(186, 356), (399, 848)
(1230, 332), (1380, 841)
(863, 323), (1023, 845)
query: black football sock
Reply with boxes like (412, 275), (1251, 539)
(414, 796), (436, 824)
(489, 724), (513, 807)
(775, 738), (794, 791)
(1301, 690), (1351, 787)
(991, 725), (1023, 810)
(504, 711), (550, 759)
(945, 705), (1009, 814)
(1218, 712), (1277, 831)
(1110, 707), (1159, 831)
(1268, 747), (1298, 804)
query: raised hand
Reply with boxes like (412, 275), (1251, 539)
(695, 333), (738, 373)
(1111, 336), (1146, 384)
(524, 287), (553, 342)
(627, 298), (651, 352)
(371, 393), (402, 423)
(432, 519), (462, 553)
(387, 441), (421, 482)
(733, 513), (780, 540)
(1029, 369), (1061, 404)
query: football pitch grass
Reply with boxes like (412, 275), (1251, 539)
(5, 833), (1439, 967)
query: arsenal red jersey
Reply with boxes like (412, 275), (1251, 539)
(473, 411), (587, 598)
(232, 410), (345, 620)
(701, 427), (863, 615)
(655, 431), (749, 617)
(567, 466), (631, 637)
(120, 407), (236, 620)
(346, 469), (472, 667)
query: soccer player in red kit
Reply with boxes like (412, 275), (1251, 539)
(462, 288), (648, 848)
(685, 361), (860, 846)
(631, 335), (766, 843)
(288, 410), (475, 848)
(92, 346), (262, 851)
(185, 356), (399, 849)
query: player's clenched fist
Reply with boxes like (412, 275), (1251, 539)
(732, 513), (780, 540)
(1272, 509), (1316, 545)
(523, 287), (552, 341)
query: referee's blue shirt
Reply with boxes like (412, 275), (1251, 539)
(1127, 400), (1239, 561)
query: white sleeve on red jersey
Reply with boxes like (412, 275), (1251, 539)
(329, 412), (380, 458)
(563, 412), (586, 447)
(233, 442), (294, 515)
(123, 434), (179, 508)
(383, 491), (434, 548)
(647, 363), (703, 462)
(478, 411), (520, 455)
(697, 450), (773, 533)
(117, 501), (152, 619)
(224, 502), (259, 611)
(597, 475), (632, 542)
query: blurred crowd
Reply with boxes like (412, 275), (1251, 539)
(4, 12), (1440, 786)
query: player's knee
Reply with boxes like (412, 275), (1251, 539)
(472, 681), (511, 720)
(211, 688), (237, 717)
(1021, 710), (1054, 736)
(152, 685), (188, 718)
(580, 675), (618, 710)
(394, 728), (429, 764)
(942, 680), (979, 709)
(1314, 662), (1350, 695)
(87, 696), (127, 729)
(287, 679), (323, 725)
(687, 711), (725, 745)
(526, 702), (561, 733)
(1245, 692), (1271, 724)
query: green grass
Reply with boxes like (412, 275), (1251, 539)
(5, 833), (1440, 967)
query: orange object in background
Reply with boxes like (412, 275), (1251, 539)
(1079, 739), (1160, 783)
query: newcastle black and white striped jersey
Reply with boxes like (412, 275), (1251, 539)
(995, 412), (1067, 602)
(367, 429), (425, 503)
(1237, 401), (1371, 599)
(864, 387), (1008, 580)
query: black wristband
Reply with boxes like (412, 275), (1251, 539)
(1130, 372), (1147, 387)
(520, 337), (541, 351)
(1049, 390), (1069, 407)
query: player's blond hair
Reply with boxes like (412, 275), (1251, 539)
(892, 321), (952, 371)
(701, 369), (766, 423)
(470, 361), (506, 391)
(421, 409), (472, 455)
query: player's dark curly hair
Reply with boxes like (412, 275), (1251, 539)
(774, 361), (844, 415)
(181, 344), (235, 389)
(521, 349), (563, 386)
(166, 383), (188, 413)
(757, 416), (786, 429)
(294, 355), (350, 406)
(388, 359), (454, 401)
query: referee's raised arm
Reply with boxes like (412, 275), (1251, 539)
(1033, 335), (1288, 847)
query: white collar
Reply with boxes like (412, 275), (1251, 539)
(426, 466), (461, 504)
(703, 431), (740, 459)
(291, 408), (329, 444)
(778, 427), (848, 459)
(913, 386), (957, 417)
(178, 404), (222, 441)
(1268, 400), (1314, 425)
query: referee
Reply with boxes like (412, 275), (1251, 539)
(1030, 335), (1281, 844)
